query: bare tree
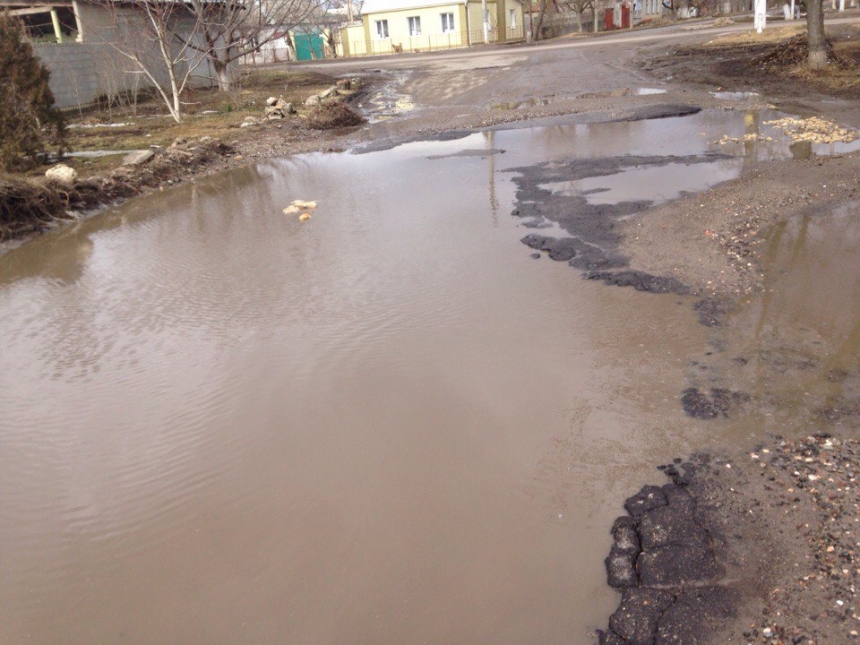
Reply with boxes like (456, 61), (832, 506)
(180, 0), (323, 91)
(94, 52), (144, 119)
(94, 0), (208, 123)
(531, 0), (549, 39)
(806, 0), (828, 69)
(568, 0), (594, 31)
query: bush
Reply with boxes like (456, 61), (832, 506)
(0, 12), (66, 171)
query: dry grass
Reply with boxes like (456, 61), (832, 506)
(652, 22), (860, 100)
(61, 68), (338, 178)
(705, 24), (807, 46)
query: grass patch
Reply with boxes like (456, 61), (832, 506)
(58, 67), (339, 174)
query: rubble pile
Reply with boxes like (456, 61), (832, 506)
(303, 77), (363, 108)
(264, 96), (297, 120)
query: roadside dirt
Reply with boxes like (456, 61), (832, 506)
(641, 23), (860, 114)
(596, 21), (860, 645)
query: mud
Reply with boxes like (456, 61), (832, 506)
(306, 102), (365, 129)
(639, 24), (860, 117)
(612, 104), (701, 122)
(680, 387), (750, 420)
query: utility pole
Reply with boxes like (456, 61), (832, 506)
(482, 0), (489, 43)
(528, 0), (534, 40)
(347, 0), (353, 23)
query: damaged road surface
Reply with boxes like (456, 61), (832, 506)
(600, 462), (737, 645)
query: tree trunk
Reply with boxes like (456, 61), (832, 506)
(576, 8), (583, 31)
(210, 47), (236, 92)
(806, 0), (828, 69)
(201, 28), (237, 92)
(532, 0), (548, 40)
(216, 64), (235, 91)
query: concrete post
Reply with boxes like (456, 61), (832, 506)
(50, 9), (64, 44)
(754, 0), (766, 32)
(71, 0), (83, 41)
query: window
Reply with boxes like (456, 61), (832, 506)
(441, 12), (455, 32)
(509, 9), (516, 28)
(407, 15), (421, 36)
(375, 19), (389, 38)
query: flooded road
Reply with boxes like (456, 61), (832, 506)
(1, 111), (855, 644)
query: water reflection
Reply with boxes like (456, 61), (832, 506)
(706, 202), (860, 436)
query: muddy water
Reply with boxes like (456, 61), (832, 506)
(691, 200), (860, 444)
(0, 112), (837, 644)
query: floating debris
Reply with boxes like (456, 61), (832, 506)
(283, 200), (318, 216)
(763, 116), (859, 144)
(716, 133), (774, 144)
(299, 212), (311, 222)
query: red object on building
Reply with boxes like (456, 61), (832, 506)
(604, 7), (614, 29)
(621, 4), (630, 27)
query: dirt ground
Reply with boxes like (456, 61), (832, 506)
(4, 15), (860, 644)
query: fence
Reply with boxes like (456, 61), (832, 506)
(242, 44), (294, 65)
(540, 12), (595, 37)
(34, 41), (218, 111)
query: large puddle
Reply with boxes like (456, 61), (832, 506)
(1, 110), (857, 644)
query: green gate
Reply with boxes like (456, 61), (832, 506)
(294, 33), (324, 61)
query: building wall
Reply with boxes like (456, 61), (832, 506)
(33, 42), (104, 108)
(351, 0), (523, 55)
(364, 3), (468, 53)
(465, 0), (524, 43)
(73, 0), (125, 41)
(339, 23), (367, 56)
(33, 4), (218, 109)
(638, 0), (663, 17)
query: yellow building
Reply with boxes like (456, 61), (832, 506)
(341, 0), (525, 56)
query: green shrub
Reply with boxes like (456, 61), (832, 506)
(0, 12), (66, 171)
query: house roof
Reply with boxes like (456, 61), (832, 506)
(361, 0), (462, 14)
